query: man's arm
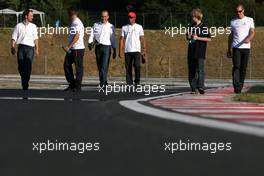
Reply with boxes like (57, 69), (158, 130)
(88, 25), (95, 50)
(34, 39), (39, 56)
(110, 26), (117, 59)
(194, 35), (212, 42)
(119, 36), (124, 58)
(244, 28), (255, 43)
(227, 32), (233, 58)
(10, 39), (16, 55)
(140, 35), (146, 56)
(11, 39), (16, 48)
(63, 32), (80, 52)
(88, 25), (94, 44)
(11, 25), (18, 55)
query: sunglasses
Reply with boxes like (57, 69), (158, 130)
(236, 10), (243, 13)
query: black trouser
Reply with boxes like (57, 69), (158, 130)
(64, 49), (85, 89)
(17, 44), (34, 90)
(188, 57), (205, 91)
(125, 52), (141, 85)
(95, 44), (111, 87)
(232, 48), (250, 92)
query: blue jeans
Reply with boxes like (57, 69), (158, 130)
(95, 45), (111, 87)
(17, 44), (34, 90)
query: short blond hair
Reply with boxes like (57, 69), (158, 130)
(191, 8), (203, 20)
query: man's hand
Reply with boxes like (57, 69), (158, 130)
(11, 47), (16, 55)
(118, 52), (123, 58)
(142, 48), (147, 57)
(141, 49), (147, 64)
(35, 49), (39, 56)
(62, 46), (70, 53)
(192, 34), (199, 41)
(186, 33), (192, 40)
(244, 38), (251, 44)
(227, 50), (232, 59)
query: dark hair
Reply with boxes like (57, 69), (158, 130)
(101, 10), (109, 16)
(22, 9), (33, 19)
(236, 3), (245, 10)
(68, 7), (78, 16)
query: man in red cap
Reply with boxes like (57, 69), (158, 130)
(119, 11), (146, 87)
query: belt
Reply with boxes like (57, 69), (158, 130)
(18, 44), (34, 49)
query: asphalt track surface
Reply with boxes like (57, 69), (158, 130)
(0, 86), (263, 176)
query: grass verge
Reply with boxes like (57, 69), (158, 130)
(234, 85), (264, 103)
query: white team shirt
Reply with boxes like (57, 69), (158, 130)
(68, 17), (85, 50)
(12, 22), (38, 47)
(88, 21), (116, 48)
(231, 16), (255, 49)
(121, 23), (144, 53)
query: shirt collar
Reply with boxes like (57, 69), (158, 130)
(100, 21), (109, 25)
(23, 21), (30, 26)
(129, 23), (137, 26)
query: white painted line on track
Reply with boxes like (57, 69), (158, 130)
(0, 97), (23, 100)
(196, 114), (264, 119)
(28, 97), (65, 101)
(174, 109), (264, 113)
(119, 92), (264, 138)
(0, 97), (99, 102)
(80, 99), (100, 102)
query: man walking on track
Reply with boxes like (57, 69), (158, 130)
(227, 4), (255, 94)
(63, 8), (85, 92)
(11, 9), (39, 90)
(88, 10), (117, 89)
(119, 12), (146, 86)
(186, 8), (211, 95)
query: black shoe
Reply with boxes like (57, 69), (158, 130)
(73, 87), (82, 92)
(198, 88), (205, 95)
(64, 86), (74, 92)
(234, 89), (241, 94)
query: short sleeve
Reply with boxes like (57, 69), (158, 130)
(230, 20), (234, 32)
(71, 22), (78, 33)
(250, 18), (255, 29)
(139, 25), (144, 36)
(121, 26), (125, 37)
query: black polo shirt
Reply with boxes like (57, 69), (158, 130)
(187, 22), (211, 59)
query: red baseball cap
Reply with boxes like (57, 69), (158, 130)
(128, 12), (136, 18)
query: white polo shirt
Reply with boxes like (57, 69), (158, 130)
(68, 17), (85, 50)
(88, 21), (117, 48)
(231, 16), (255, 49)
(121, 23), (144, 53)
(12, 22), (38, 47)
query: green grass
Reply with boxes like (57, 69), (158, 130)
(234, 85), (264, 103)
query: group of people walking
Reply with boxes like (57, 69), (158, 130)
(11, 3), (255, 94)
(11, 8), (145, 92)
